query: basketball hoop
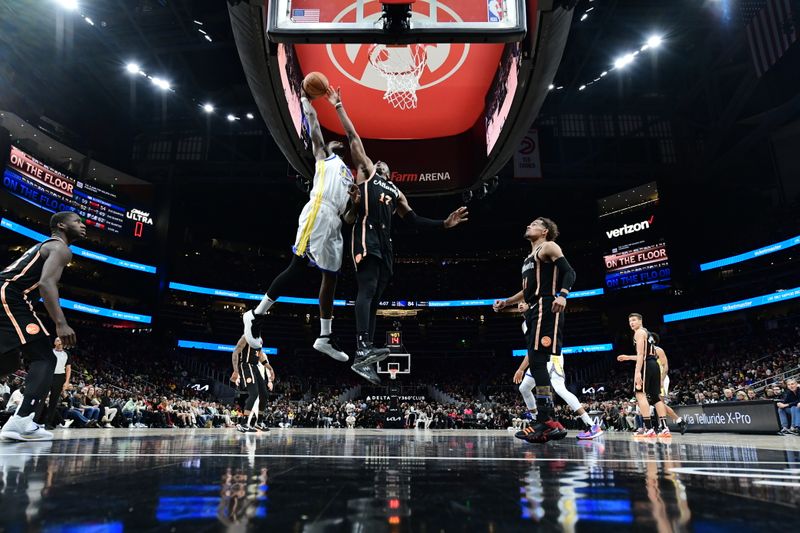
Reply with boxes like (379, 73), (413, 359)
(368, 43), (427, 110)
(388, 362), (400, 380)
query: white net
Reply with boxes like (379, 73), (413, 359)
(368, 44), (428, 110)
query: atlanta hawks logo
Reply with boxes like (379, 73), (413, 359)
(541, 336), (552, 348)
(326, 0), (470, 92)
(25, 323), (40, 335)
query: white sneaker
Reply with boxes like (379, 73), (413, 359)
(63, 419), (74, 428)
(313, 335), (349, 362)
(1, 414), (54, 442)
(104, 423), (113, 428)
(243, 310), (264, 349)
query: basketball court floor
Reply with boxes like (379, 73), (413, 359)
(1, 429), (798, 531)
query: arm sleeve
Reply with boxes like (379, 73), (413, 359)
(554, 256), (576, 292)
(402, 210), (444, 231)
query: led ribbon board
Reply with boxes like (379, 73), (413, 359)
(513, 344), (613, 356)
(177, 340), (278, 355)
(663, 286), (800, 322)
(169, 282), (604, 307)
(58, 298), (151, 323)
(1, 218), (157, 274)
(699, 235), (800, 271)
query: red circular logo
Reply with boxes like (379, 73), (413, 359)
(541, 336), (552, 348)
(25, 323), (40, 335)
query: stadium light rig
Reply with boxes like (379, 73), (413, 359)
(202, 103), (215, 114)
(55, 0), (79, 11)
(577, 34), (665, 92)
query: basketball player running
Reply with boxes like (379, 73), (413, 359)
(617, 332), (686, 434)
(0, 211), (83, 441)
(329, 87), (468, 385)
(231, 335), (271, 433)
(619, 313), (670, 438)
(513, 301), (603, 440)
(242, 89), (359, 362)
(493, 217), (574, 443)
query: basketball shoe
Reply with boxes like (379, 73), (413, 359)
(242, 310), (266, 349)
(313, 335), (349, 362)
(522, 420), (568, 443)
(576, 424), (604, 440)
(1, 413), (53, 442)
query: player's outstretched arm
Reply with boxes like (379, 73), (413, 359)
(39, 241), (75, 348)
(396, 191), (469, 230)
(300, 89), (327, 160)
(328, 87), (374, 178)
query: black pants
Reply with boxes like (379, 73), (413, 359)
(240, 363), (269, 413)
(355, 255), (392, 344)
(36, 372), (66, 426)
(0, 337), (56, 417)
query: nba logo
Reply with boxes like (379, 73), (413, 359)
(487, 0), (505, 23)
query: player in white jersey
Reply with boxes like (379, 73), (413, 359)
(243, 88), (360, 363)
(514, 302), (603, 440)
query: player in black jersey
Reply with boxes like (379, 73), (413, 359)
(0, 211), (84, 441)
(231, 335), (271, 433)
(493, 217), (575, 443)
(620, 313), (670, 438)
(329, 87), (468, 384)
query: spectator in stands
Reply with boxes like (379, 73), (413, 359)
(735, 391), (747, 401)
(776, 378), (800, 435)
(746, 389), (759, 401)
(722, 388), (735, 402)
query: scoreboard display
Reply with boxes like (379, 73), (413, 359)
(598, 182), (671, 291)
(2, 147), (154, 240)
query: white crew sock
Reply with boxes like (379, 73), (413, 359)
(255, 295), (276, 315)
(580, 412), (594, 427)
(320, 318), (332, 336)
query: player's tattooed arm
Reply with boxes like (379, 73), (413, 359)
(231, 335), (246, 383)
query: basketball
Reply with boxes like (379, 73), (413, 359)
(302, 71), (330, 99)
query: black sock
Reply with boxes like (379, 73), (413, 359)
(642, 417), (652, 430)
(659, 417), (668, 430)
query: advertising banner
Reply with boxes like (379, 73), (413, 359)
(669, 400), (780, 434)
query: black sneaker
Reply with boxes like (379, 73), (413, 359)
(351, 362), (382, 385)
(678, 419), (688, 435)
(355, 342), (390, 366)
(243, 310), (267, 349)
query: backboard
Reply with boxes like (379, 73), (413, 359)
(268, 0), (527, 44)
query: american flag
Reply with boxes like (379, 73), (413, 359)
(291, 8), (320, 23)
(746, 0), (797, 77)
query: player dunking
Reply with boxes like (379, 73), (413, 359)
(329, 87), (469, 384)
(242, 89), (359, 361)
(619, 313), (670, 438)
(493, 217), (575, 443)
(617, 332), (686, 434)
(0, 211), (84, 441)
(231, 335), (271, 433)
(513, 301), (603, 440)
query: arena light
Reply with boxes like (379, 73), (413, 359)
(202, 103), (215, 113)
(56, 0), (79, 11)
(246, 112), (255, 119)
(226, 114), (238, 121)
(613, 53), (635, 70)
(548, 84), (555, 90)
(151, 77), (171, 91)
(646, 35), (663, 49)
(84, 16), (94, 25)
(125, 62), (140, 74)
